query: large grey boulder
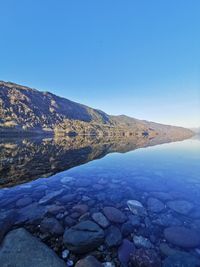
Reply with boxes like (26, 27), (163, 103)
(63, 220), (105, 253)
(0, 228), (66, 267)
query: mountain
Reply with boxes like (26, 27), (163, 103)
(0, 81), (193, 139)
(191, 127), (200, 134)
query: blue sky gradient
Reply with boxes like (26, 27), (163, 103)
(0, 0), (199, 127)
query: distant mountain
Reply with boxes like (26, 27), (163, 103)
(0, 81), (194, 139)
(191, 127), (200, 134)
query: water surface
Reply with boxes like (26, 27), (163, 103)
(0, 135), (200, 266)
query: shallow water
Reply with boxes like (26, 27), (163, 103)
(0, 135), (200, 266)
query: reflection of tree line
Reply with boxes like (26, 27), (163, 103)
(0, 134), (188, 188)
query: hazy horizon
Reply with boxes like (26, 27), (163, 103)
(0, 1), (199, 128)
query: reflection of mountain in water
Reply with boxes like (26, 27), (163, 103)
(0, 135), (189, 187)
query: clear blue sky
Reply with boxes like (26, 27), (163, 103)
(0, 0), (199, 127)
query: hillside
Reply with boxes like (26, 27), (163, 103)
(0, 81), (193, 139)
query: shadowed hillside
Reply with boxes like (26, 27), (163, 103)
(0, 81), (193, 139)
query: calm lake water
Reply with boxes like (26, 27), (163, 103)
(0, 135), (200, 266)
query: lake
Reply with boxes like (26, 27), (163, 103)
(0, 135), (200, 266)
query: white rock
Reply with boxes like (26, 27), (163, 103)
(127, 200), (146, 216)
(39, 189), (64, 205)
(61, 176), (74, 183)
(133, 235), (154, 249)
(102, 262), (115, 267)
(62, 249), (69, 259)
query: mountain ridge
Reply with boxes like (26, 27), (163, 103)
(0, 81), (194, 139)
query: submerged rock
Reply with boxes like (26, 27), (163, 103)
(0, 228), (66, 267)
(72, 204), (88, 215)
(40, 217), (64, 235)
(147, 197), (165, 213)
(92, 212), (110, 228)
(133, 235), (154, 249)
(151, 192), (172, 201)
(64, 216), (76, 227)
(15, 202), (47, 224)
(46, 204), (65, 215)
(105, 225), (122, 247)
(63, 220), (104, 253)
(62, 249), (69, 259)
(0, 210), (17, 242)
(67, 259), (74, 266)
(130, 248), (161, 267)
(75, 255), (102, 267)
(103, 206), (126, 223)
(164, 226), (200, 248)
(61, 176), (74, 183)
(167, 200), (194, 215)
(39, 189), (64, 205)
(102, 262), (115, 267)
(118, 239), (135, 266)
(163, 252), (200, 267)
(127, 200), (146, 216)
(16, 196), (33, 207)
(60, 193), (76, 203)
(159, 243), (179, 257)
(129, 215), (141, 226)
(121, 221), (135, 236)
(152, 213), (182, 227)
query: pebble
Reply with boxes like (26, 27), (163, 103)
(67, 259), (74, 266)
(40, 217), (64, 235)
(92, 212), (110, 228)
(64, 216), (76, 227)
(133, 235), (154, 249)
(102, 262), (115, 267)
(62, 249), (69, 259)
(63, 220), (104, 253)
(147, 197), (165, 213)
(75, 256), (101, 267)
(118, 239), (135, 265)
(39, 189), (64, 205)
(103, 206), (126, 223)
(130, 248), (161, 267)
(72, 204), (88, 215)
(61, 176), (74, 183)
(129, 215), (141, 227)
(105, 225), (122, 247)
